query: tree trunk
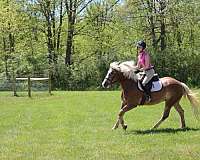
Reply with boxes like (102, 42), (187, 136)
(52, 0), (57, 63)
(3, 37), (9, 78)
(160, 18), (166, 51)
(147, 0), (157, 50)
(65, 20), (74, 65)
(65, 1), (76, 65)
(47, 18), (54, 64)
(160, 0), (166, 51)
(57, 0), (63, 52)
(64, 0), (94, 65)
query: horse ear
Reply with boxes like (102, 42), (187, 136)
(115, 66), (121, 71)
(111, 66), (119, 71)
(110, 61), (120, 71)
(117, 61), (121, 65)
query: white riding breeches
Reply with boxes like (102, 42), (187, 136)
(142, 68), (155, 86)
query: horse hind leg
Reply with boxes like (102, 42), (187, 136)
(174, 102), (186, 128)
(152, 96), (182, 129)
(152, 103), (172, 129)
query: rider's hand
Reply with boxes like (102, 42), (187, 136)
(136, 67), (143, 72)
(139, 68), (144, 72)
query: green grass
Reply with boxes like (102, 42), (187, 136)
(0, 91), (200, 160)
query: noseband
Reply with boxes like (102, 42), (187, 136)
(105, 77), (112, 84)
(104, 71), (118, 85)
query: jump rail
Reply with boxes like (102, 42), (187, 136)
(13, 76), (52, 97)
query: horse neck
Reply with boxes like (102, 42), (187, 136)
(118, 73), (137, 91)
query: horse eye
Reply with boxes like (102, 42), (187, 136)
(110, 71), (115, 76)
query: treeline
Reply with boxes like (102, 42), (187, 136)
(0, 0), (200, 90)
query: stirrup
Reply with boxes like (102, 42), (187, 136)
(146, 95), (151, 102)
(144, 93), (151, 103)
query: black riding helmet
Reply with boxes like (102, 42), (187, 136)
(137, 40), (146, 49)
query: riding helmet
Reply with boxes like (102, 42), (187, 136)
(137, 40), (146, 49)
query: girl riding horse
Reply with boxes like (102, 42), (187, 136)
(102, 61), (200, 130)
(136, 40), (155, 102)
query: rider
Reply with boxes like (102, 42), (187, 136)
(136, 40), (155, 102)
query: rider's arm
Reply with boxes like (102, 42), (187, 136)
(143, 53), (150, 70)
(136, 59), (140, 69)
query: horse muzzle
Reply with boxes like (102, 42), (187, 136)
(102, 80), (111, 88)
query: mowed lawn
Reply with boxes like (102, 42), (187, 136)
(0, 91), (200, 160)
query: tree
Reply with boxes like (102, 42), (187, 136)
(31, 0), (66, 65)
(64, 0), (94, 65)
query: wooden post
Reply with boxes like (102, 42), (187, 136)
(12, 73), (17, 96)
(48, 70), (52, 95)
(28, 76), (31, 97)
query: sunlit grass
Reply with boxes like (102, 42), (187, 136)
(0, 91), (200, 160)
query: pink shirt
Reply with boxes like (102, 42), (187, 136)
(137, 50), (152, 70)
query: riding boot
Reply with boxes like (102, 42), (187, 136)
(143, 85), (151, 102)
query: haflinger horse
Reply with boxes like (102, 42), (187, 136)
(102, 61), (200, 130)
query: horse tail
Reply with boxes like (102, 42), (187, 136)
(181, 82), (200, 120)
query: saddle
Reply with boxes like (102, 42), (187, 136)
(137, 73), (163, 92)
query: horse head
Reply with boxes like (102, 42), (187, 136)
(102, 61), (139, 88)
(102, 62), (121, 88)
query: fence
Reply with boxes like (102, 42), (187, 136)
(12, 76), (52, 97)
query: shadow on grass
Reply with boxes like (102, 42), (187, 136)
(125, 127), (200, 135)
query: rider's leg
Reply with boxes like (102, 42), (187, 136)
(142, 69), (155, 101)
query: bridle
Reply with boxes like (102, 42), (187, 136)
(104, 77), (112, 84)
(105, 70), (119, 85)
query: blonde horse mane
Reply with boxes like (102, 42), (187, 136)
(110, 61), (138, 81)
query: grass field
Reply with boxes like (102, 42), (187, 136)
(0, 91), (200, 160)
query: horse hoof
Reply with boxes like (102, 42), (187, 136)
(123, 124), (128, 130)
(152, 125), (158, 129)
(112, 126), (118, 130)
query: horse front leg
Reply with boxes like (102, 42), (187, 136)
(112, 102), (126, 130)
(115, 104), (137, 130)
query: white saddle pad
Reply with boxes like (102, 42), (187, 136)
(138, 80), (163, 92)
